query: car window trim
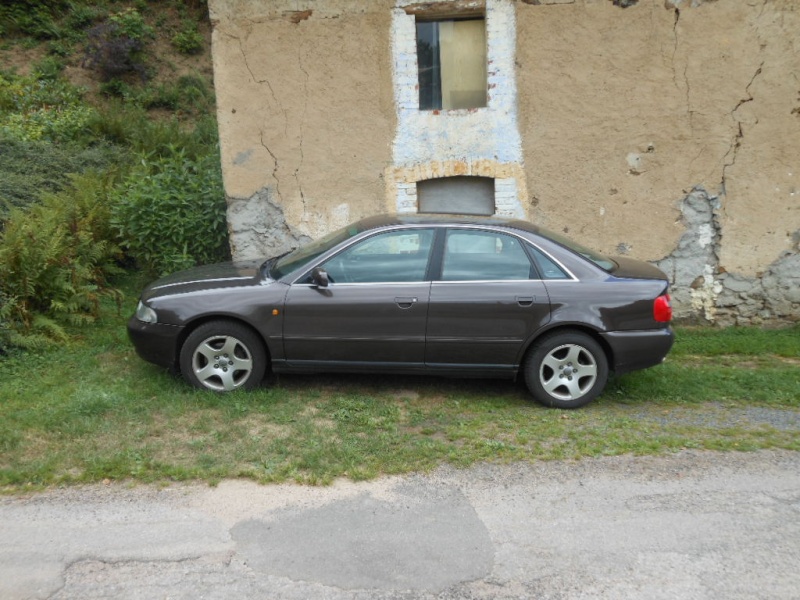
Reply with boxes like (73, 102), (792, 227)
(285, 223), (579, 285)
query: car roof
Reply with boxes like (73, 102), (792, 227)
(355, 213), (542, 235)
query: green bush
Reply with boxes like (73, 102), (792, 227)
(110, 150), (229, 275)
(32, 56), (66, 80)
(0, 73), (95, 143)
(87, 106), (219, 160)
(172, 23), (204, 55)
(0, 172), (123, 351)
(0, 1), (66, 39)
(108, 8), (154, 42)
(82, 8), (153, 82)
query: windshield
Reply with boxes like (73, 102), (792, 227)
(269, 223), (363, 279)
(538, 228), (617, 272)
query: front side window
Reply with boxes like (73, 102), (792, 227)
(441, 230), (532, 281)
(322, 229), (435, 283)
(416, 17), (487, 110)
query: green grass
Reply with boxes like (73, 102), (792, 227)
(1, 282), (798, 492)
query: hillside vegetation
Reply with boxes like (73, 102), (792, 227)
(0, 0), (228, 353)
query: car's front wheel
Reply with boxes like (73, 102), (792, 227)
(523, 331), (608, 409)
(179, 320), (266, 392)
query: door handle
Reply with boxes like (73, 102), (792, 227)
(395, 297), (418, 309)
(516, 296), (534, 307)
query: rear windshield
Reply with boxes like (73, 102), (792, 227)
(537, 228), (617, 272)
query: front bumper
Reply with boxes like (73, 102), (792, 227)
(127, 316), (184, 369)
(600, 328), (675, 375)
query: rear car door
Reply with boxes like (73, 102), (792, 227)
(425, 228), (551, 371)
(282, 228), (435, 369)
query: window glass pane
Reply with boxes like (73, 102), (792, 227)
(271, 223), (360, 279)
(439, 19), (486, 110)
(442, 230), (532, 281)
(417, 18), (486, 110)
(528, 245), (570, 280)
(323, 229), (435, 283)
(416, 22), (441, 110)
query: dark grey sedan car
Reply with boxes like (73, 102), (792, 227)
(128, 214), (673, 408)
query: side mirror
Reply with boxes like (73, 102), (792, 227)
(311, 267), (329, 288)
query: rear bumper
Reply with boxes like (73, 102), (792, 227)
(127, 316), (184, 369)
(600, 328), (674, 375)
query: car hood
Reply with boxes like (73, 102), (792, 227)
(610, 257), (670, 282)
(143, 260), (269, 300)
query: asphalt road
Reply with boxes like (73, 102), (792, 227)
(2, 450), (799, 599)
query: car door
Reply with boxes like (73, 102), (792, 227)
(425, 228), (551, 371)
(282, 228), (436, 369)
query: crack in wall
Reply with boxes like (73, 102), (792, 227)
(295, 45), (310, 221)
(668, 6), (695, 135)
(720, 63), (764, 194)
(259, 130), (282, 204)
(229, 31), (281, 109)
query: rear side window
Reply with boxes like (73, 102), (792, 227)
(441, 230), (533, 281)
(528, 245), (570, 280)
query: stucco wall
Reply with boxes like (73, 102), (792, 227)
(517, 0), (800, 324)
(209, 0), (396, 256)
(209, 0), (800, 324)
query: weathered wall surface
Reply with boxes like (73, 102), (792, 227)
(209, 0), (396, 257)
(517, 0), (800, 323)
(210, 0), (800, 324)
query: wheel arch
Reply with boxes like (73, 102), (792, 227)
(174, 315), (273, 370)
(519, 324), (615, 371)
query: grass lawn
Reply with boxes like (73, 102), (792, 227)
(1, 279), (798, 492)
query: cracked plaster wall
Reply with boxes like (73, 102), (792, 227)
(209, 0), (396, 258)
(517, 0), (800, 322)
(210, 0), (800, 323)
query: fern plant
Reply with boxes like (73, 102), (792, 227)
(0, 171), (122, 349)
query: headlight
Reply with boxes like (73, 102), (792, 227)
(135, 300), (158, 323)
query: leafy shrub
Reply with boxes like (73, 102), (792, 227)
(0, 72), (95, 143)
(0, 172), (123, 350)
(0, 1), (66, 39)
(32, 56), (66, 80)
(108, 8), (154, 42)
(82, 9), (153, 82)
(0, 72), (84, 113)
(88, 106), (219, 160)
(66, 4), (103, 31)
(172, 23), (204, 55)
(47, 40), (73, 57)
(110, 150), (229, 275)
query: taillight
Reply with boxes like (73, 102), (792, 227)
(654, 294), (672, 323)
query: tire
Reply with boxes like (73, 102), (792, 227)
(179, 320), (267, 392)
(523, 331), (609, 409)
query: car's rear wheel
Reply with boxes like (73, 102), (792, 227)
(523, 331), (608, 409)
(179, 320), (266, 392)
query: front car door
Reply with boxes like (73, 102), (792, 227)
(425, 227), (551, 373)
(282, 228), (436, 371)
